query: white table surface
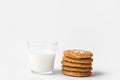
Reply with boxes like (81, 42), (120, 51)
(0, 40), (120, 80)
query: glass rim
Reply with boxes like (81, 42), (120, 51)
(27, 41), (58, 49)
(27, 41), (57, 44)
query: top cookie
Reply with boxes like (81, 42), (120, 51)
(64, 50), (93, 59)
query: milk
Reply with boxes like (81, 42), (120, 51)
(29, 49), (56, 73)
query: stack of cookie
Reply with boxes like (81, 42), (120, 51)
(61, 50), (93, 77)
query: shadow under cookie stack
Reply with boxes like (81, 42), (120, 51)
(61, 50), (93, 77)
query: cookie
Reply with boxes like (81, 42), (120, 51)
(61, 60), (92, 67)
(63, 56), (93, 63)
(64, 50), (93, 59)
(62, 65), (92, 72)
(62, 70), (91, 77)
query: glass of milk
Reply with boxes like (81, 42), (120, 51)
(27, 41), (57, 74)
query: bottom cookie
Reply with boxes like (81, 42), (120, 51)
(62, 70), (91, 77)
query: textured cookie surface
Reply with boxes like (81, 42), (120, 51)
(62, 70), (91, 77)
(62, 65), (92, 72)
(61, 60), (92, 67)
(64, 50), (93, 58)
(63, 56), (93, 63)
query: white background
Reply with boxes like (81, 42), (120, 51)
(0, 0), (120, 80)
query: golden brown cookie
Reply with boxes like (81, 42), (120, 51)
(63, 56), (93, 63)
(62, 65), (92, 72)
(64, 50), (93, 59)
(61, 60), (92, 67)
(62, 70), (91, 77)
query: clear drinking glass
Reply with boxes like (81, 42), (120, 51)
(27, 41), (57, 74)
